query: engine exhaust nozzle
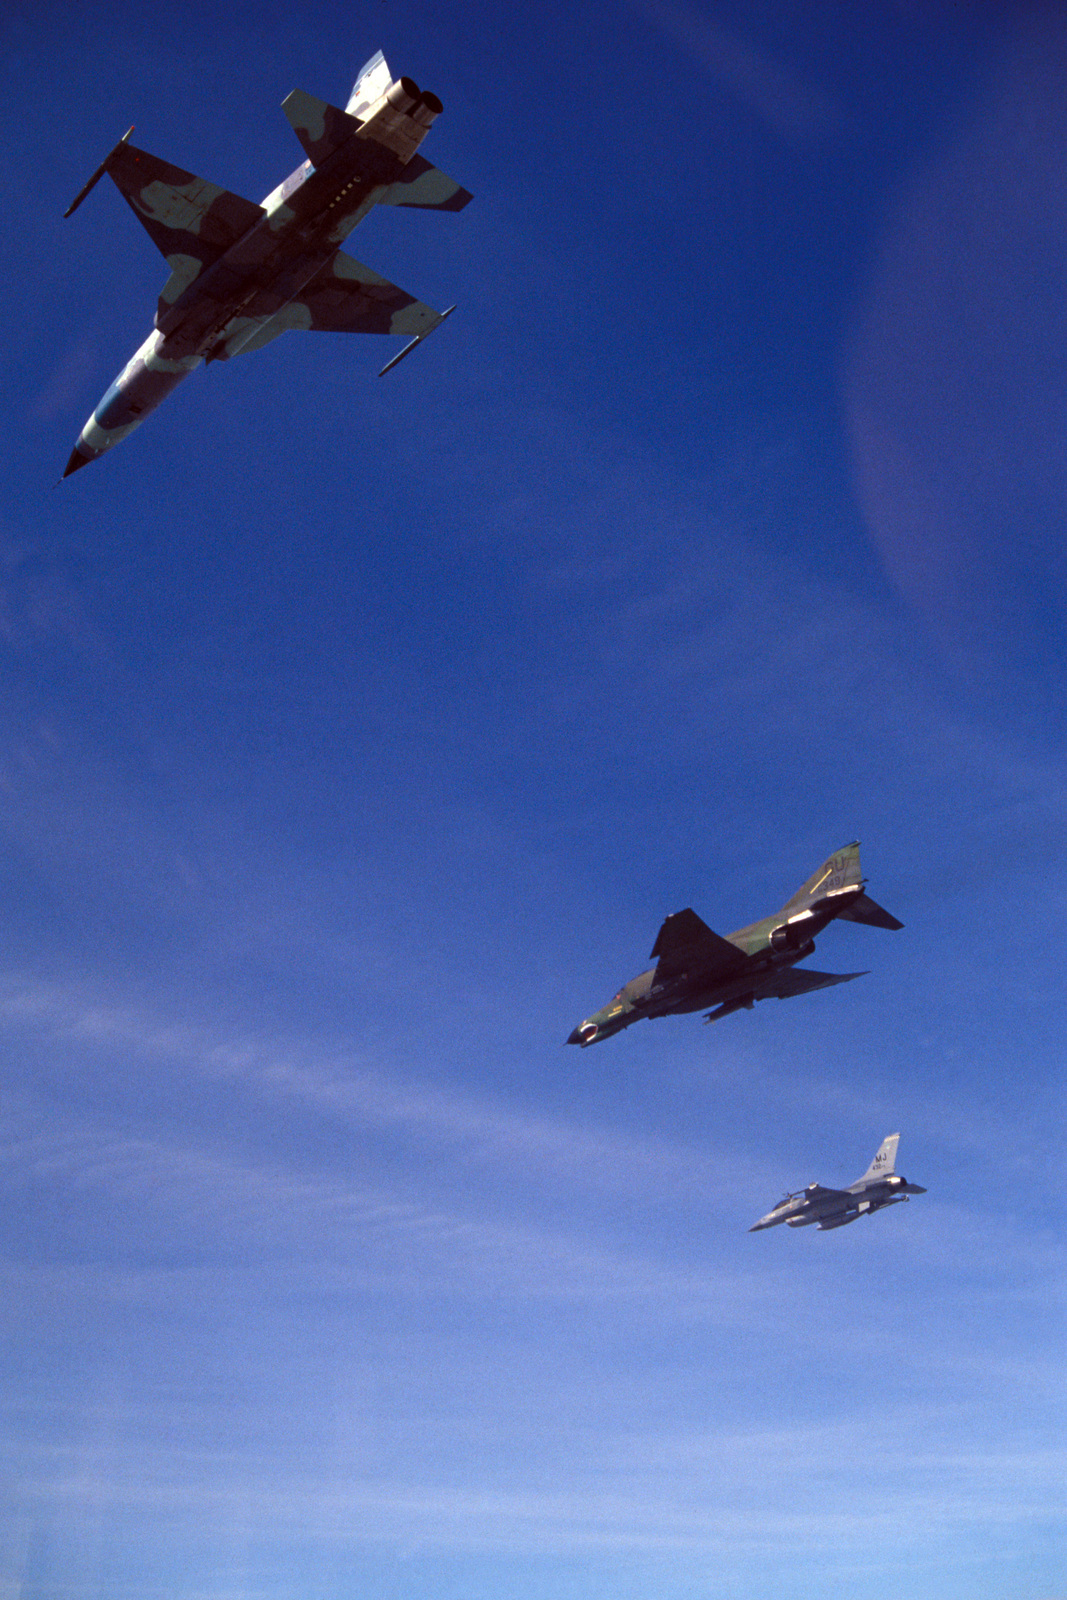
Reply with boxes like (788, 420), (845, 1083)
(384, 76), (422, 115)
(410, 90), (444, 128)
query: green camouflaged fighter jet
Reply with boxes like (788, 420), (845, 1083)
(567, 842), (901, 1047)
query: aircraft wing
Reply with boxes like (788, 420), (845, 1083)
(755, 966), (866, 1000)
(296, 251), (444, 335)
(650, 908), (749, 983)
(221, 250), (444, 358)
(105, 141), (264, 266)
(804, 1183), (852, 1202)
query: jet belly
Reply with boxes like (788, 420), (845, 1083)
(159, 242), (336, 360)
(155, 133), (402, 357)
(155, 195), (333, 355)
(675, 954), (792, 1015)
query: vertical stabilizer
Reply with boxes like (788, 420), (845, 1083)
(856, 1134), (899, 1185)
(347, 51), (394, 119)
(781, 841), (863, 913)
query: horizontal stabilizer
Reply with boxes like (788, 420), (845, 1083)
(379, 154), (473, 211)
(836, 891), (903, 931)
(756, 966), (866, 1000)
(282, 89), (361, 166)
(650, 908), (749, 983)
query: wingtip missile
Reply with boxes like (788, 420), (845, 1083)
(64, 126), (134, 218)
(378, 304), (455, 376)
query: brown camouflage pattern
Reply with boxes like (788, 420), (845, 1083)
(63, 51), (472, 476)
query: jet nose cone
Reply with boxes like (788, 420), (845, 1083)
(62, 447), (92, 479)
(566, 1021), (599, 1046)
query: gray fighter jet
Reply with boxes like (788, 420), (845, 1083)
(750, 1134), (926, 1232)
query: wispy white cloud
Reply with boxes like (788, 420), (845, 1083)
(9, 1414), (1064, 1557)
(1, 971), (1059, 1288)
(0, 972), (747, 1203)
(0, 1103), (765, 1320)
(626, 0), (839, 141)
(2, 1087), (1059, 1581)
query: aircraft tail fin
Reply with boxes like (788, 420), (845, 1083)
(346, 51), (394, 120)
(781, 841), (863, 913)
(857, 1134), (899, 1184)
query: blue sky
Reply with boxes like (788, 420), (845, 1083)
(2, 1), (1065, 1596)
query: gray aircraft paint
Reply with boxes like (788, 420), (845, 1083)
(750, 1134), (927, 1233)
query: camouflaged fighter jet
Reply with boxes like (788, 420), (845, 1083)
(61, 51), (471, 476)
(566, 841), (901, 1047)
(750, 1134), (926, 1232)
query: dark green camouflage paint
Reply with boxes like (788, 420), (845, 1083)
(567, 842), (903, 1046)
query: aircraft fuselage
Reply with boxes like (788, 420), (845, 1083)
(158, 134), (407, 361)
(570, 908), (832, 1043)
